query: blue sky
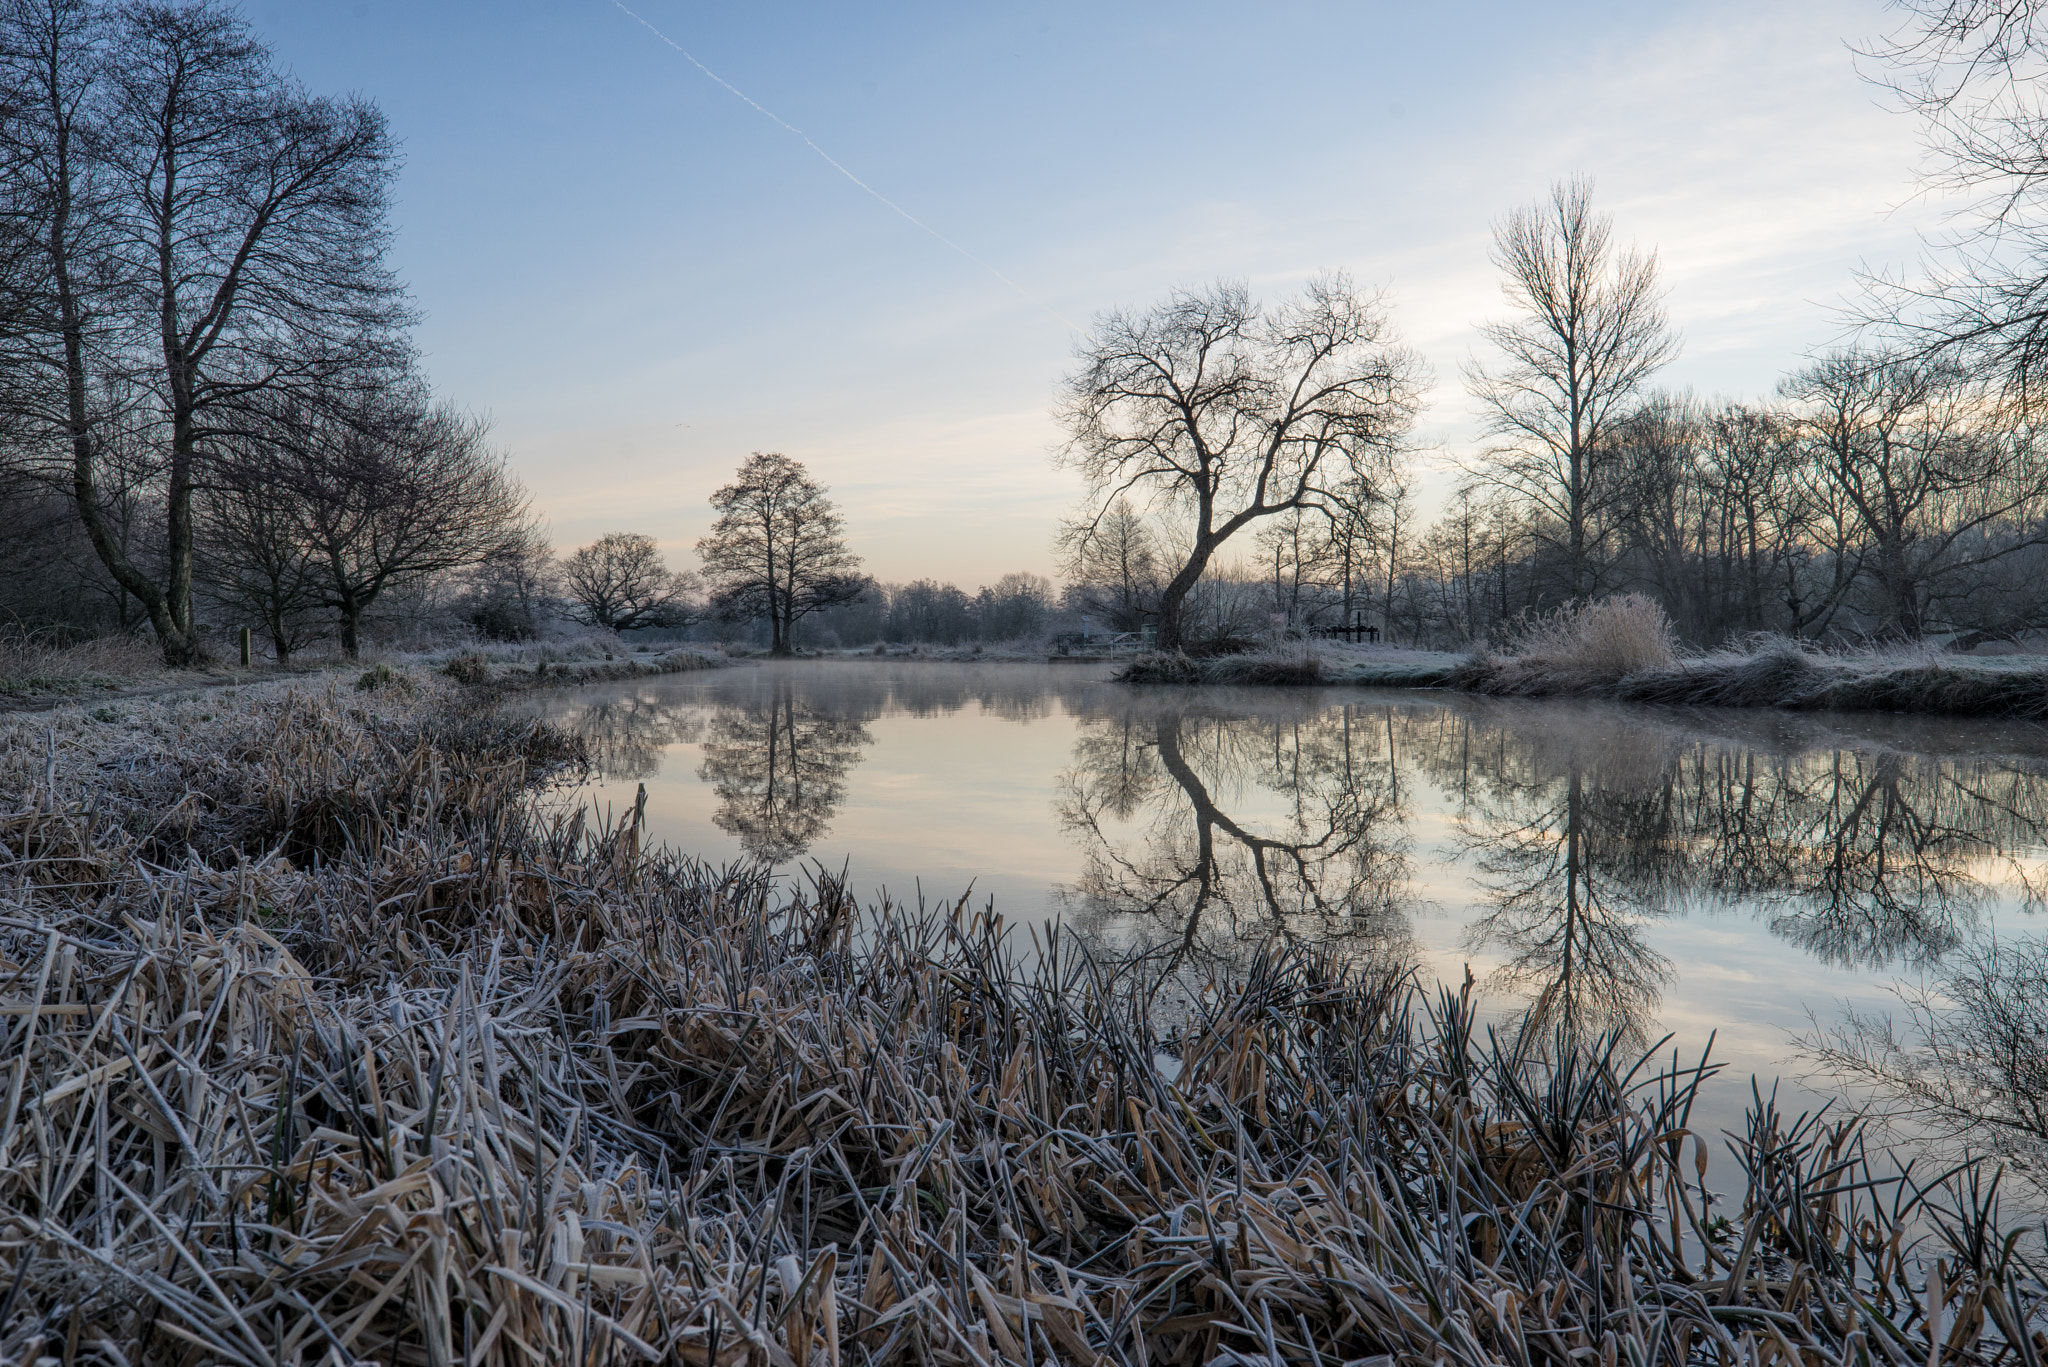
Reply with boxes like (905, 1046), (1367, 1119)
(252, 0), (1948, 586)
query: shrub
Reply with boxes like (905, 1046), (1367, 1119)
(1498, 593), (1676, 677)
(441, 650), (491, 686)
(354, 662), (412, 693)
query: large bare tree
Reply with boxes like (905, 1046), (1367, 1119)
(1057, 274), (1423, 653)
(697, 451), (864, 655)
(561, 532), (697, 631)
(0, 0), (407, 663)
(1466, 177), (1678, 601)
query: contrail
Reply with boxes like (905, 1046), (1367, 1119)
(609, 1), (1084, 334)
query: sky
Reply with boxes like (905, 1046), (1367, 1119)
(249, 0), (1957, 589)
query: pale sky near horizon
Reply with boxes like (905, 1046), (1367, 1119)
(252, 0), (1956, 589)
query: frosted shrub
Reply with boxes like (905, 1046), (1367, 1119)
(1497, 594), (1676, 684)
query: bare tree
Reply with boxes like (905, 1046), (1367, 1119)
(697, 451), (864, 655)
(454, 533), (556, 642)
(1857, 3), (2048, 401)
(1057, 275), (1424, 653)
(276, 390), (529, 658)
(0, 0), (407, 664)
(561, 532), (696, 632)
(1056, 498), (1161, 633)
(196, 445), (322, 660)
(1803, 934), (2048, 1181)
(1466, 177), (1678, 601)
(1783, 351), (2048, 640)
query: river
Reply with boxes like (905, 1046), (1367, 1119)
(533, 658), (2048, 1173)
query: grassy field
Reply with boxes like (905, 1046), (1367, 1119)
(1, 675), (2042, 1366)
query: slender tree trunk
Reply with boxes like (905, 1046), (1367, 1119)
(47, 109), (188, 659)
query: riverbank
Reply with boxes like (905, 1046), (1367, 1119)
(0, 634), (731, 711)
(1454, 639), (2048, 716)
(1121, 597), (2048, 720)
(1118, 645), (1465, 686)
(0, 676), (2035, 1366)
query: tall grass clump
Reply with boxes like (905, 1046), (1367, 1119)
(1455, 593), (1678, 695)
(0, 628), (164, 697)
(2, 680), (2044, 1365)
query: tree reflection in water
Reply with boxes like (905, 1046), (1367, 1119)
(1060, 692), (2048, 1049)
(550, 672), (2048, 1104)
(1804, 933), (2048, 1183)
(1056, 699), (1416, 974)
(1456, 765), (1676, 1051)
(561, 690), (709, 780)
(695, 680), (871, 863)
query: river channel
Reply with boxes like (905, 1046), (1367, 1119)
(533, 658), (2048, 1163)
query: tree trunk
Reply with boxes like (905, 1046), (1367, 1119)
(50, 121), (192, 663)
(340, 606), (363, 660)
(1153, 549), (1214, 654)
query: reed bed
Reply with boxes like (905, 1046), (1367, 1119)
(2, 681), (2044, 1366)
(0, 631), (166, 699)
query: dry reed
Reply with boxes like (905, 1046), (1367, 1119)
(1454, 596), (1678, 696)
(1, 679), (2043, 1366)
(0, 632), (166, 699)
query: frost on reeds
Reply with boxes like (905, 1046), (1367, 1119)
(1455, 594), (1679, 696)
(0, 630), (164, 697)
(3, 681), (2046, 1366)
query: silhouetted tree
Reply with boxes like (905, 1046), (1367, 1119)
(0, 0), (408, 663)
(697, 452), (864, 655)
(1781, 351), (2048, 640)
(1863, 2), (2048, 402)
(272, 389), (528, 659)
(1056, 498), (1162, 633)
(452, 532), (555, 642)
(561, 532), (696, 631)
(1466, 177), (1678, 601)
(1057, 275), (1424, 652)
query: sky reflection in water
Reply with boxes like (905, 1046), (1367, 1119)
(536, 659), (2048, 1147)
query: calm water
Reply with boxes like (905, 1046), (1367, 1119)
(535, 659), (2048, 1145)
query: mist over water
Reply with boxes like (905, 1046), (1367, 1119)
(535, 659), (2048, 1158)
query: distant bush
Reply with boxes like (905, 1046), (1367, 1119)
(441, 650), (491, 686)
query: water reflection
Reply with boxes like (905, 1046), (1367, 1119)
(1055, 698), (1415, 973)
(1457, 768), (1675, 1049)
(1054, 695), (2048, 1043)
(695, 681), (873, 863)
(1420, 704), (2048, 1041)
(543, 668), (2048, 1052)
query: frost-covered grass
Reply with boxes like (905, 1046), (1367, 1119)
(1453, 599), (2048, 718)
(1612, 640), (2048, 716)
(0, 631), (213, 701)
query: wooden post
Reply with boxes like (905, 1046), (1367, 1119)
(239, 626), (251, 667)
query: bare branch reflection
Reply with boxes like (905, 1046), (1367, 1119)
(696, 680), (871, 863)
(1056, 697), (1416, 974)
(560, 691), (708, 780)
(1803, 933), (2048, 1185)
(1408, 700), (2048, 1046)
